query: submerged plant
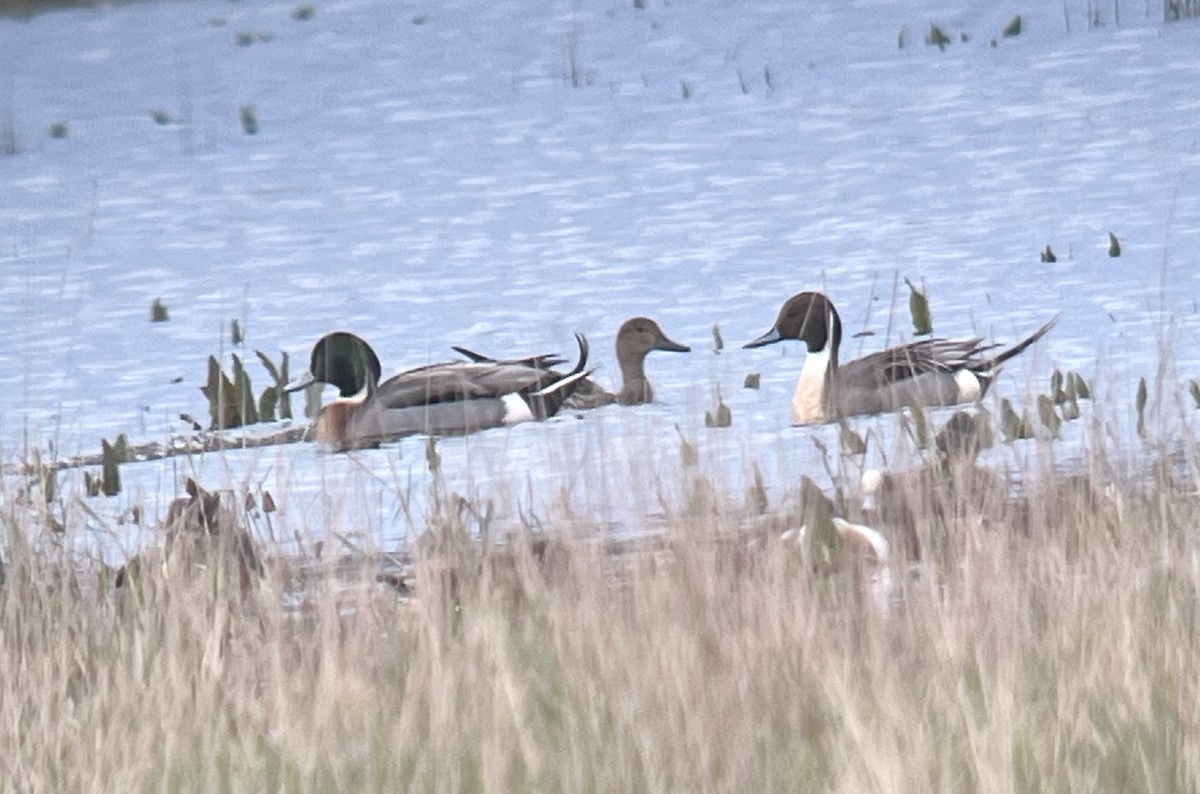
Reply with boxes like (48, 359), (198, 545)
(240, 105), (259, 135)
(255, 350), (294, 421)
(1045, 369), (1092, 425)
(705, 389), (732, 428)
(1001, 398), (1036, 441)
(200, 352), (291, 430)
(150, 298), (169, 322)
(905, 277), (932, 336)
(84, 434), (127, 496)
(927, 23), (951, 50)
(1037, 395), (1062, 436)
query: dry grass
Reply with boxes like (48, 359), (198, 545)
(3, 400), (1200, 793)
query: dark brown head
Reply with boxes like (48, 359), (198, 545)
(935, 410), (984, 462)
(743, 291), (843, 356)
(285, 331), (383, 398)
(164, 478), (224, 535)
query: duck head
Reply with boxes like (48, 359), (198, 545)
(613, 317), (690, 405)
(616, 316), (691, 360)
(743, 291), (843, 360)
(935, 410), (985, 463)
(285, 331), (383, 398)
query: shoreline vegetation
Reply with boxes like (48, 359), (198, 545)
(3, 383), (1199, 790)
(0, 0), (145, 17)
(3, 0), (1198, 785)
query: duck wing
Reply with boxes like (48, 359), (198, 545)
(844, 337), (997, 388)
(373, 335), (589, 411)
(371, 362), (542, 409)
(843, 314), (1057, 388)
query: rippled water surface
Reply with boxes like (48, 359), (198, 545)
(3, 0), (1200, 557)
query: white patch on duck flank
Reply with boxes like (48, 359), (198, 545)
(953, 369), (983, 402)
(501, 392), (536, 425)
(791, 342), (831, 424)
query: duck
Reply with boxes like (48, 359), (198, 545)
(859, 410), (1008, 560)
(743, 291), (1057, 424)
(284, 331), (591, 450)
(453, 316), (690, 410)
(115, 478), (263, 593)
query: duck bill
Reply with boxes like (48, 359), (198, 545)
(656, 333), (691, 353)
(283, 371), (316, 393)
(743, 327), (782, 349)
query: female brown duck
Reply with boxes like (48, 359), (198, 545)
(454, 316), (690, 410)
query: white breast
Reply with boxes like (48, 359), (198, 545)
(791, 345), (830, 424)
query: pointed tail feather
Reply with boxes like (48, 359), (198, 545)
(979, 314), (1058, 372)
(451, 345), (569, 370)
(528, 333), (590, 419)
(451, 345), (494, 363)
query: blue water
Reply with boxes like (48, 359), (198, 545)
(2, 0), (1199, 559)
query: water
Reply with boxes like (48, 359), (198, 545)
(2, 0), (1199, 556)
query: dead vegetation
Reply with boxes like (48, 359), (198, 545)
(2, 389), (1200, 792)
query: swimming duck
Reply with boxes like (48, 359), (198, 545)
(284, 331), (590, 450)
(453, 316), (690, 409)
(744, 291), (1056, 424)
